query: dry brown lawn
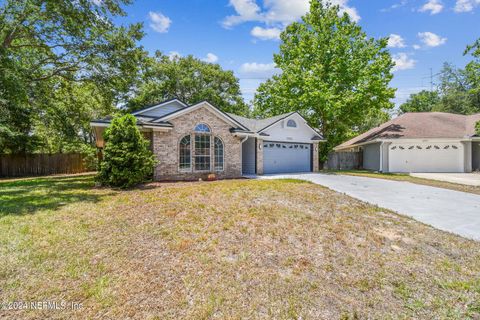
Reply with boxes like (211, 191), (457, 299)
(0, 175), (479, 319)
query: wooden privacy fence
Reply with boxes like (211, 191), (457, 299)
(0, 153), (88, 177)
(325, 151), (363, 170)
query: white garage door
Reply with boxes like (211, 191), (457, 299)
(389, 142), (464, 173)
(263, 141), (312, 174)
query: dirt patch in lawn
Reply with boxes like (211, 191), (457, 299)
(0, 177), (479, 319)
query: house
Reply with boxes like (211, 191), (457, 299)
(335, 112), (480, 173)
(91, 99), (324, 180)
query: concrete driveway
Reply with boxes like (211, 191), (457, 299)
(257, 173), (480, 241)
(410, 173), (480, 186)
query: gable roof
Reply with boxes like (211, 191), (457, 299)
(336, 112), (480, 150)
(154, 101), (249, 131)
(91, 99), (323, 140)
(227, 112), (295, 132)
(131, 98), (187, 116)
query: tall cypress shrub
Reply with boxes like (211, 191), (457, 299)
(97, 114), (156, 188)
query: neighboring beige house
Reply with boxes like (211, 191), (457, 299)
(335, 112), (480, 173)
(91, 99), (323, 180)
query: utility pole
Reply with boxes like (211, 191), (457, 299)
(430, 68), (433, 91)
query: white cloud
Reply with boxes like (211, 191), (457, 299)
(454, 0), (480, 12)
(418, 31), (447, 47)
(222, 0), (360, 31)
(387, 34), (406, 48)
(381, 0), (408, 12)
(413, 44), (421, 50)
(168, 51), (181, 60)
(148, 11), (172, 33)
(392, 53), (416, 72)
(203, 53), (219, 63)
(251, 26), (282, 40)
(239, 62), (280, 78)
(419, 0), (444, 14)
(223, 0), (262, 28)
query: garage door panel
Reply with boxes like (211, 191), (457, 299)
(389, 142), (464, 173)
(263, 142), (311, 174)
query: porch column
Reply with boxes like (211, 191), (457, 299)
(312, 142), (320, 172)
(256, 138), (264, 175)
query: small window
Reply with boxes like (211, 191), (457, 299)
(444, 145), (450, 149)
(194, 123), (211, 133)
(286, 119), (297, 128)
(416, 146), (422, 149)
(452, 145), (458, 149)
(426, 145), (432, 150)
(434, 145), (440, 149)
(408, 146), (414, 150)
(391, 146), (397, 150)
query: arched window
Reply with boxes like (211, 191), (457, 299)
(214, 137), (224, 171)
(179, 135), (191, 170)
(194, 123), (211, 133)
(286, 119), (297, 128)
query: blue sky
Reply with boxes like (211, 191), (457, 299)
(115, 0), (479, 109)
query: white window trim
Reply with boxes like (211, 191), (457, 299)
(178, 134), (192, 172)
(285, 119), (298, 130)
(214, 136), (225, 172)
(193, 133), (212, 172)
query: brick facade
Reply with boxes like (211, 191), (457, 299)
(152, 106), (243, 181)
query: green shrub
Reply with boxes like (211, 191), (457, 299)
(476, 121), (480, 136)
(96, 114), (156, 188)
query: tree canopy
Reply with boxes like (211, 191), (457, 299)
(0, 0), (145, 153)
(127, 52), (249, 116)
(399, 63), (480, 115)
(399, 90), (441, 114)
(253, 0), (395, 159)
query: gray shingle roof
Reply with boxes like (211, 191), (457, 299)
(227, 112), (295, 132)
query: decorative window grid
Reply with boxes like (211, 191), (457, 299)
(194, 134), (210, 171)
(214, 137), (224, 171)
(179, 135), (191, 170)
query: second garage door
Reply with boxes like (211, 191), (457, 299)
(389, 142), (464, 173)
(263, 141), (312, 174)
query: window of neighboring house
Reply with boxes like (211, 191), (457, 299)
(195, 133), (211, 171)
(214, 137), (224, 171)
(179, 135), (191, 170)
(194, 123), (211, 133)
(286, 119), (297, 128)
